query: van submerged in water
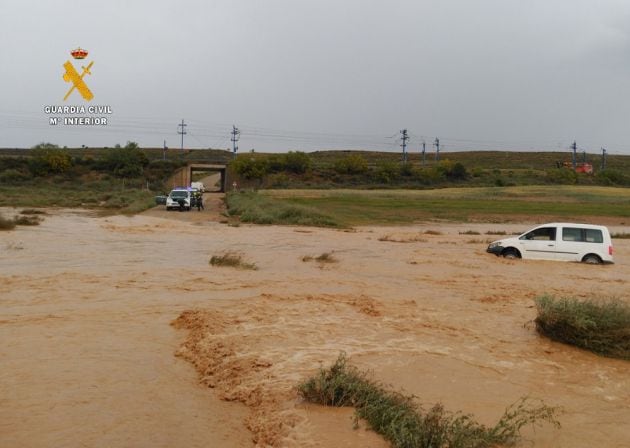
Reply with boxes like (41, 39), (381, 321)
(486, 223), (614, 264)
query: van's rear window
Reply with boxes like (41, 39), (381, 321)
(562, 228), (603, 243)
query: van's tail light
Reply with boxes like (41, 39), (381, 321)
(609, 245), (614, 255)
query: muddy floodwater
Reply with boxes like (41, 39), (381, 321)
(1, 205), (629, 447)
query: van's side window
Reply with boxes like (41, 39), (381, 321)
(562, 227), (603, 243)
(585, 229), (603, 243)
(521, 227), (556, 241)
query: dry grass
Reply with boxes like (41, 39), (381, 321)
(0, 214), (16, 230)
(459, 230), (480, 235)
(20, 209), (47, 215)
(209, 252), (258, 270)
(466, 239), (492, 244)
(302, 252), (338, 263)
(0, 212), (43, 230)
(378, 234), (427, 243)
(13, 215), (42, 226)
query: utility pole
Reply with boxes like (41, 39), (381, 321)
(231, 125), (240, 158)
(163, 140), (167, 161)
(434, 137), (440, 161)
(400, 129), (409, 162)
(178, 119), (187, 152)
(571, 141), (577, 171)
(422, 141), (426, 166)
(601, 148), (607, 170)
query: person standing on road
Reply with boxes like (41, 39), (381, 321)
(195, 191), (204, 211)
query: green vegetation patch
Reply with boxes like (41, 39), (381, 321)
(534, 295), (630, 360)
(0, 181), (156, 214)
(299, 354), (561, 448)
(226, 191), (341, 227)
(263, 186), (630, 226)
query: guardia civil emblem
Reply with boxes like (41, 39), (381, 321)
(62, 47), (94, 101)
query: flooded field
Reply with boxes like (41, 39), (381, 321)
(1, 204), (628, 447)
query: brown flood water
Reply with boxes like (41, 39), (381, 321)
(1, 204), (629, 447)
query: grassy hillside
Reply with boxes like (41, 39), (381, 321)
(2, 146), (629, 215)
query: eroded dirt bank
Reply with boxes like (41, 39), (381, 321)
(1, 208), (628, 447)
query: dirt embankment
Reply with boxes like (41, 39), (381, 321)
(1, 209), (628, 447)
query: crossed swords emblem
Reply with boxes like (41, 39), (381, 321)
(62, 60), (94, 101)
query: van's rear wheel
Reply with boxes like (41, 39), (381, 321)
(502, 249), (520, 259)
(582, 254), (602, 264)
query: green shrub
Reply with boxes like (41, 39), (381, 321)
(595, 169), (630, 186)
(299, 353), (561, 448)
(231, 156), (269, 180)
(100, 142), (149, 178)
(534, 295), (630, 359)
(471, 167), (484, 178)
(375, 162), (399, 183)
(399, 162), (414, 177)
(546, 168), (578, 185)
(334, 154), (369, 175)
(435, 160), (468, 180)
(415, 167), (446, 185)
(283, 151), (312, 174)
(30, 144), (73, 175)
(0, 168), (30, 183)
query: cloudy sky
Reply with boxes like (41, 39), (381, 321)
(1, 0), (629, 154)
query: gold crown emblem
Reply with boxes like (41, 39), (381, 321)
(71, 47), (88, 59)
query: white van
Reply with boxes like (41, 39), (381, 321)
(191, 181), (205, 193)
(487, 223), (614, 264)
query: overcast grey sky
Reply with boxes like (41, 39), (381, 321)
(1, 0), (629, 154)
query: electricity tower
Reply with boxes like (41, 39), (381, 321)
(434, 137), (440, 161)
(231, 125), (240, 158)
(400, 129), (409, 162)
(421, 141), (426, 166)
(177, 119), (187, 151)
